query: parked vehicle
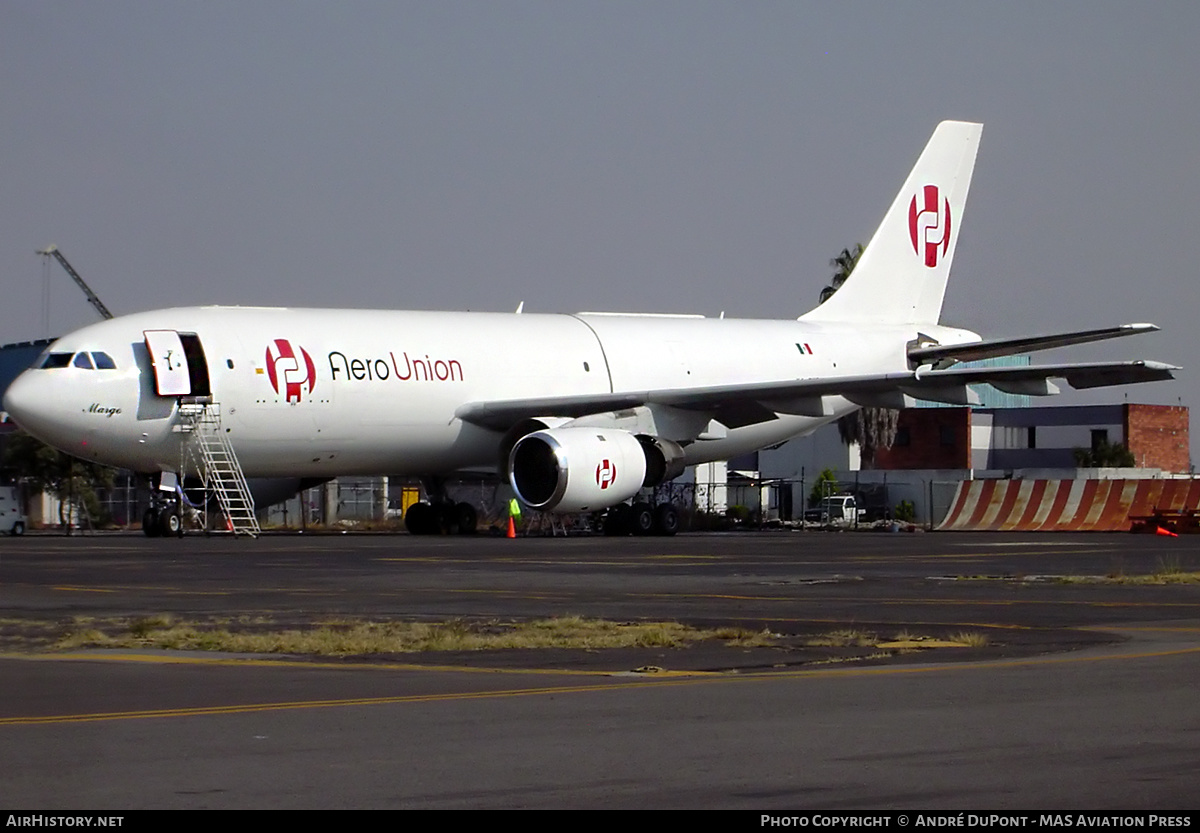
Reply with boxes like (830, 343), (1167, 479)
(0, 486), (27, 535)
(804, 493), (861, 526)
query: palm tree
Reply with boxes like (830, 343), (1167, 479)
(819, 244), (864, 304)
(836, 407), (900, 469)
(821, 243), (898, 469)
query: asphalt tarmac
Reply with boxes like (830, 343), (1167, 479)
(2, 529), (1199, 809)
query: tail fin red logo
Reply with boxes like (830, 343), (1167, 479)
(908, 184), (952, 267)
(265, 339), (317, 403)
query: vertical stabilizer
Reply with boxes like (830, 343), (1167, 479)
(801, 121), (982, 325)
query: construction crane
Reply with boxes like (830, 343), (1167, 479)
(37, 245), (114, 321)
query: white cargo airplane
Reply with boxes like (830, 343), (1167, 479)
(2, 121), (1177, 536)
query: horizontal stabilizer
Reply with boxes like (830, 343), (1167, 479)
(907, 360), (1179, 392)
(909, 323), (1159, 367)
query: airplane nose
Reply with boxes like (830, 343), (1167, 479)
(2, 370), (58, 442)
(4, 360), (139, 467)
(2, 370), (39, 428)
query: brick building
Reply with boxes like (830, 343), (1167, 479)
(873, 403), (1189, 472)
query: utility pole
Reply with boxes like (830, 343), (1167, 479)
(37, 245), (114, 321)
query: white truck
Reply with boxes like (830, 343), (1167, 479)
(804, 493), (862, 526)
(0, 486), (27, 536)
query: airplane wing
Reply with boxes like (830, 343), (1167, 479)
(455, 360), (1180, 431)
(908, 323), (1159, 367)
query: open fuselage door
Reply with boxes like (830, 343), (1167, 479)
(143, 330), (211, 398)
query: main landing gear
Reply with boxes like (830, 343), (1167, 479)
(603, 501), (680, 537)
(404, 477), (479, 535)
(404, 501), (479, 535)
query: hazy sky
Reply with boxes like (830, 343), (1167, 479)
(2, 2), (1197, 461)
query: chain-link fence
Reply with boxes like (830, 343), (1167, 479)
(63, 470), (973, 532)
(690, 472), (965, 529)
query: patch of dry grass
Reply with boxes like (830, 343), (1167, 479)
(804, 628), (878, 648)
(946, 631), (990, 648)
(4, 615), (1000, 660)
(1060, 558), (1200, 586)
(47, 615), (784, 656)
(873, 628), (992, 650)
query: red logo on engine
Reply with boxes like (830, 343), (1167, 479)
(908, 185), (952, 268)
(596, 459), (616, 490)
(265, 339), (316, 403)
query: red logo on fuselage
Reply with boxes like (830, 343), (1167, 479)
(266, 339), (316, 403)
(596, 459), (616, 490)
(908, 185), (952, 268)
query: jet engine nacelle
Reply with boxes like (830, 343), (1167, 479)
(510, 427), (685, 513)
(637, 435), (687, 486)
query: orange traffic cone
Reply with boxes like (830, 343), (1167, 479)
(506, 516), (516, 538)
(1155, 526), (1178, 538)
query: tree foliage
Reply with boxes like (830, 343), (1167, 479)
(1, 429), (115, 526)
(819, 244), (864, 305)
(836, 407), (900, 469)
(809, 467), (839, 508)
(1073, 440), (1136, 468)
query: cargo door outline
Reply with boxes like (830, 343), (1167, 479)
(144, 330), (212, 398)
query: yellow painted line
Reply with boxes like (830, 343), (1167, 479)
(1086, 625), (1200, 633)
(491, 559), (638, 567)
(645, 555), (722, 560)
(1, 651), (719, 678)
(760, 642), (1200, 681)
(3, 641), (1200, 727)
(6, 546), (151, 552)
(443, 589), (563, 596)
(849, 556), (999, 562)
(640, 593), (798, 601)
(0, 679), (685, 726)
(928, 549), (1115, 558)
(42, 585), (367, 597)
(635, 592), (1200, 609)
(832, 548), (1122, 563)
(376, 558), (478, 563)
(163, 591), (235, 596)
(377, 554), (721, 562)
(750, 617), (1047, 632)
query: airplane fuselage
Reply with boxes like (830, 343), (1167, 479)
(3, 306), (955, 479)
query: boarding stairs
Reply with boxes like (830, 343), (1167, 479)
(176, 401), (260, 537)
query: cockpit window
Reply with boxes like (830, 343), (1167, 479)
(38, 353), (72, 369)
(36, 351), (117, 369)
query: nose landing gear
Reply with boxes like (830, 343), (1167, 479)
(142, 504), (184, 538)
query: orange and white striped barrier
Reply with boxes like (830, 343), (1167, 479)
(937, 479), (1200, 532)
